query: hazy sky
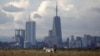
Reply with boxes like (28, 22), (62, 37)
(0, 0), (100, 41)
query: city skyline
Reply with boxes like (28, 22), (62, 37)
(0, 0), (100, 42)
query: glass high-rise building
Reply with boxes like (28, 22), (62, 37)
(52, 2), (62, 47)
(24, 16), (36, 48)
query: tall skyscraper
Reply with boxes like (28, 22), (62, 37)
(15, 29), (25, 48)
(24, 15), (36, 48)
(52, 1), (62, 47)
(44, 1), (62, 48)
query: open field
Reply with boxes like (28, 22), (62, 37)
(0, 49), (100, 56)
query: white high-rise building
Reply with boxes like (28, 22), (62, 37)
(24, 15), (36, 48)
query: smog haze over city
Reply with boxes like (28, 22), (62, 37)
(0, 0), (100, 42)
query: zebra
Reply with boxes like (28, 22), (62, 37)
(43, 47), (56, 53)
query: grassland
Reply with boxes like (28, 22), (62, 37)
(0, 49), (100, 56)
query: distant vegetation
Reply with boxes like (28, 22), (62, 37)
(0, 49), (100, 56)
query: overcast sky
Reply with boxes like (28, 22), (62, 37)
(0, 0), (100, 41)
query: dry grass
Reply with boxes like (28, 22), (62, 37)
(0, 49), (100, 56)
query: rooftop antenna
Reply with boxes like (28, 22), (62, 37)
(29, 13), (31, 21)
(56, 0), (58, 16)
